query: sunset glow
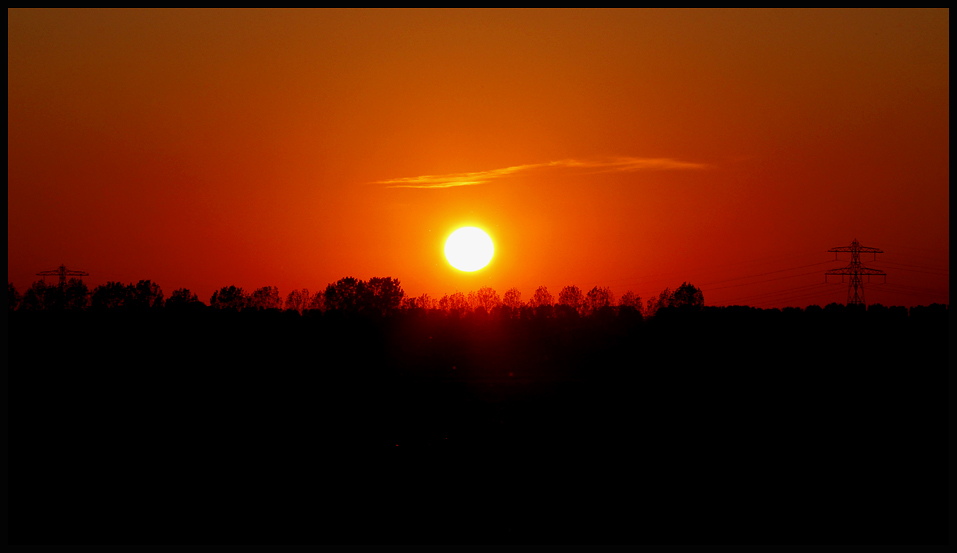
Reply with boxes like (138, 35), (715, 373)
(7, 9), (948, 307)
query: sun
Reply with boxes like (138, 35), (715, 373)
(445, 227), (494, 272)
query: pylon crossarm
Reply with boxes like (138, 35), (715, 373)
(828, 246), (882, 253)
(36, 271), (88, 276)
(825, 267), (886, 275)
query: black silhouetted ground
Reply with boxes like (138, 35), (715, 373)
(9, 304), (948, 543)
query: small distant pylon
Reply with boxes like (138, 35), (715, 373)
(825, 239), (886, 306)
(37, 264), (89, 290)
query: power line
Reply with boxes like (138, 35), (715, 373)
(869, 261), (949, 276)
(723, 284), (825, 303)
(877, 281), (948, 293)
(699, 261), (833, 286)
(703, 271), (822, 292)
(877, 283), (949, 297)
(719, 288), (837, 308)
(871, 286), (948, 300)
(883, 253), (950, 268)
(717, 282), (822, 302)
(899, 244), (950, 255)
(724, 285), (835, 307)
(759, 290), (838, 307)
(603, 249), (823, 287)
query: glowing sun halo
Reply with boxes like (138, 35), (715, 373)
(445, 227), (494, 272)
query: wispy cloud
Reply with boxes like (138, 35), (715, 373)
(376, 157), (708, 189)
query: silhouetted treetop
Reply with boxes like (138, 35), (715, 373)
(438, 291), (468, 315)
(284, 288), (310, 315)
(307, 291), (325, 312)
(619, 291), (642, 312)
(503, 288), (522, 310)
(324, 277), (362, 312)
(167, 288), (202, 309)
(402, 292), (433, 311)
(210, 286), (247, 310)
(645, 287), (674, 318)
(129, 280), (164, 309)
(585, 286), (615, 315)
(323, 276), (404, 315)
(64, 278), (90, 310)
(470, 286), (501, 313)
(9, 282), (22, 312)
(559, 285), (585, 316)
(366, 277), (404, 315)
(530, 286), (553, 308)
(91, 282), (130, 310)
(673, 282), (704, 310)
(249, 286), (282, 311)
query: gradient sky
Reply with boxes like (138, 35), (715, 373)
(8, 9), (949, 307)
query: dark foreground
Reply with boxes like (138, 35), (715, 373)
(10, 304), (950, 543)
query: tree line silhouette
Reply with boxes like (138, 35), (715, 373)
(8, 276), (710, 318)
(10, 274), (947, 322)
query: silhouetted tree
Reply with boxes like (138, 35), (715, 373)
(502, 288), (523, 310)
(618, 291), (642, 313)
(824, 302), (844, 314)
(559, 285), (585, 316)
(324, 277), (364, 312)
(416, 293), (434, 310)
(128, 280), (164, 309)
(21, 281), (49, 311)
(366, 277), (404, 315)
(530, 286), (553, 308)
(402, 293), (433, 311)
(250, 286), (282, 310)
(645, 287), (674, 318)
(672, 282), (703, 310)
(501, 287), (522, 318)
(284, 288), (310, 314)
(64, 278), (90, 310)
(307, 291), (325, 312)
(439, 291), (468, 315)
(529, 285), (554, 318)
(585, 286), (615, 315)
(167, 288), (201, 309)
(472, 286), (501, 313)
(449, 292), (468, 312)
(210, 286), (248, 310)
(9, 282), (22, 312)
(91, 282), (130, 310)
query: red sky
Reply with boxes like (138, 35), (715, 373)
(8, 9), (949, 307)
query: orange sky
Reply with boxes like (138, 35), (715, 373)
(8, 9), (949, 307)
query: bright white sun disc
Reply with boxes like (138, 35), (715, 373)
(445, 227), (494, 272)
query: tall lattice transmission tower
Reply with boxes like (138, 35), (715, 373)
(825, 239), (886, 306)
(37, 264), (89, 290)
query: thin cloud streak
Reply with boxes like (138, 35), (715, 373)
(377, 157), (708, 188)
